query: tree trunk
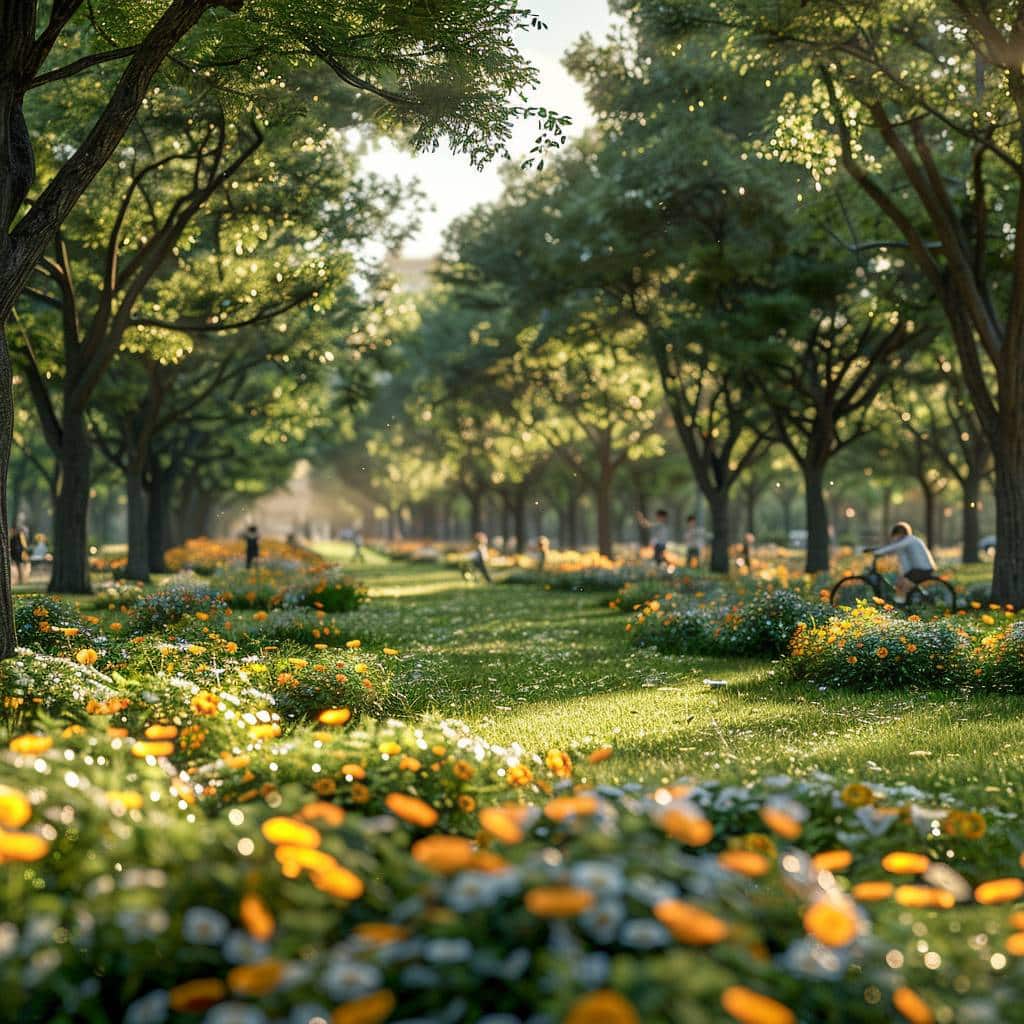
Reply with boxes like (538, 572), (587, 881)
(991, 421), (1024, 605)
(566, 489), (579, 551)
(0, 336), (14, 657)
(147, 465), (169, 573)
(961, 474), (982, 565)
(921, 483), (937, 552)
(468, 491), (483, 535)
(802, 463), (831, 574)
(595, 464), (614, 558)
(708, 491), (730, 574)
(49, 410), (92, 593)
(513, 488), (527, 555)
(124, 468), (150, 582)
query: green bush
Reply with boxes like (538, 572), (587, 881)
(14, 595), (97, 654)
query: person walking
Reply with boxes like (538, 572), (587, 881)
(637, 509), (671, 565)
(537, 535), (550, 571)
(353, 529), (365, 563)
(471, 531), (493, 582)
(9, 526), (27, 585)
(243, 524), (260, 569)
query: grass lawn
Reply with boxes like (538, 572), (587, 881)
(339, 561), (1024, 812)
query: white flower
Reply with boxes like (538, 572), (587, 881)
(222, 930), (271, 964)
(321, 959), (382, 1000)
(0, 922), (19, 958)
(183, 907), (231, 946)
(620, 918), (671, 949)
(853, 805), (898, 836)
(423, 937), (473, 964)
(570, 861), (624, 896)
(579, 899), (626, 943)
(203, 1002), (268, 1024)
(287, 1003), (331, 1024)
(124, 990), (170, 1024)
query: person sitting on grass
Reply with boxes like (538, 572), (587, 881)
(867, 521), (937, 605)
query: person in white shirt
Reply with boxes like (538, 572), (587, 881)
(683, 514), (703, 568)
(868, 521), (937, 605)
(637, 509), (671, 564)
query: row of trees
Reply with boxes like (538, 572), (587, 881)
(0, 1), (567, 655)
(347, 1), (1010, 586)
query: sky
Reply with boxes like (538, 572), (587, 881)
(363, 1), (613, 260)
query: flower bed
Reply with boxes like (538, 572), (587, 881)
(1, 728), (1023, 1024)
(164, 537), (325, 575)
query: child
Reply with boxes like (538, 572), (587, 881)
(683, 514), (703, 569)
(472, 531), (492, 583)
(243, 524), (260, 569)
(637, 509), (671, 565)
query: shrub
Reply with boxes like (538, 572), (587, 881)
(971, 620), (1024, 690)
(13, 595), (97, 654)
(788, 606), (973, 689)
(628, 588), (831, 657)
(281, 567), (368, 613)
(123, 582), (229, 637)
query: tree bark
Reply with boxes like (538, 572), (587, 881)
(513, 488), (527, 554)
(124, 468), (150, 582)
(595, 463), (614, 558)
(961, 473), (982, 565)
(146, 464), (169, 573)
(991, 416), (1024, 605)
(0, 336), (14, 656)
(802, 463), (831, 574)
(48, 410), (93, 592)
(566, 489), (579, 551)
(708, 491), (730, 574)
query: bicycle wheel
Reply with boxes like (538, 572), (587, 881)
(907, 577), (957, 613)
(830, 576), (878, 608)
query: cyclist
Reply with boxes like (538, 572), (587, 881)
(866, 522), (937, 605)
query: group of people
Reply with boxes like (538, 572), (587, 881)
(637, 510), (705, 569)
(8, 526), (49, 584)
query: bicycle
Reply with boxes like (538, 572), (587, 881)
(829, 557), (957, 611)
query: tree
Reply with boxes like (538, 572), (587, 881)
(644, 0), (1024, 600)
(0, 0), (562, 653)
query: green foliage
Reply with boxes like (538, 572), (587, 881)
(14, 596), (97, 653)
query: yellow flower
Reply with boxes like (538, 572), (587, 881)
(75, 648), (99, 666)
(545, 749), (573, 779)
(803, 899), (858, 947)
(0, 786), (32, 828)
(0, 830), (50, 861)
(383, 647), (399, 656)
(943, 809), (986, 840)
(318, 708), (351, 726)
(507, 764), (533, 787)
(384, 792), (438, 829)
(524, 885), (594, 918)
(653, 899), (729, 944)
(240, 893), (275, 941)
(345, 639), (362, 649)
(840, 782), (874, 807)
(261, 816), (321, 848)
(411, 834), (476, 874)
(9, 734), (53, 755)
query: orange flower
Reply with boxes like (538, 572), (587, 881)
(75, 648), (99, 666)
(411, 834), (476, 874)
(345, 639), (362, 650)
(653, 899), (729, 945)
(565, 989), (639, 1024)
(0, 786), (32, 829)
(190, 691), (220, 716)
(352, 922), (410, 945)
(759, 806), (802, 840)
(0, 830), (50, 861)
(331, 989), (395, 1024)
(398, 756), (422, 773)
(894, 885), (955, 909)
(250, 723), (281, 740)
(350, 782), (371, 804)
(227, 959), (284, 996)
(974, 877), (1024, 905)
(721, 986), (796, 1024)
(545, 794), (600, 822)
(131, 740), (175, 758)
(811, 849), (853, 873)
(457, 794), (476, 813)
(239, 893), (275, 942)
(1005, 932), (1024, 956)
(524, 885), (594, 918)
(660, 808), (714, 846)
(341, 763), (367, 780)
(717, 850), (772, 877)
(144, 724), (178, 740)
(313, 778), (338, 797)
(545, 749), (573, 778)
(297, 802), (345, 827)
(587, 746), (614, 764)
(261, 816), (321, 848)
(384, 792), (438, 829)
(851, 880), (894, 902)
(9, 734), (52, 755)
(479, 805), (529, 844)
(507, 764), (533, 786)
(168, 978), (227, 1013)
(318, 708), (351, 726)
(452, 759), (475, 780)
(803, 899), (858, 947)
(881, 851), (931, 875)
(312, 866), (365, 900)
(893, 987), (935, 1024)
